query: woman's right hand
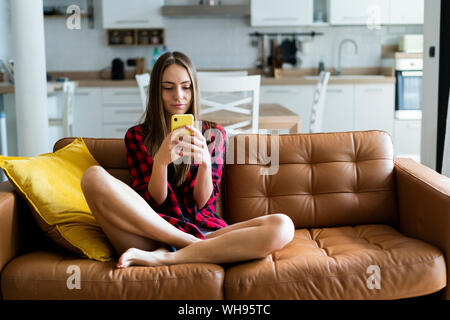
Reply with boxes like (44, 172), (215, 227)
(153, 127), (188, 167)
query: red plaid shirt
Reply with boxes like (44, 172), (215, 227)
(125, 122), (228, 239)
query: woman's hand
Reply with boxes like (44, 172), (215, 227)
(153, 127), (190, 167)
(179, 126), (211, 167)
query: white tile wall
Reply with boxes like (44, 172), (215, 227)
(39, 0), (422, 71)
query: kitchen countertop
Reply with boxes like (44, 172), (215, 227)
(0, 81), (77, 94)
(73, 75), (396, 87)
(0, 67), (396, 93)
(261, 75), (395, 85)
(74, 67), (396, 86)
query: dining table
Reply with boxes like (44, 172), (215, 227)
(200, 103), (301, 134)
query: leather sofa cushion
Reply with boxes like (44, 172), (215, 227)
(224, 131), (398, 228)
(224, 224), (446, 299)
(1, 250), (224, 300)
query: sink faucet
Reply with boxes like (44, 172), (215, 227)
(337, 39), (358, 76)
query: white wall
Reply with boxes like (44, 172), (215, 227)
(42, 0), (423, 71)
(421, 0), (441, 170)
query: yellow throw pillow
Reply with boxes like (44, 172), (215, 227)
(0, 137), (115, 262)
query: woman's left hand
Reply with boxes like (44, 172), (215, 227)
(176, 125), (211, 167)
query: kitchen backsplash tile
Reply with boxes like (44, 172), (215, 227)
(40, 0), (422, 71)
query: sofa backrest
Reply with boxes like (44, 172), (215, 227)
(223, 131), (398, 228)
(55, 130), (398, 228)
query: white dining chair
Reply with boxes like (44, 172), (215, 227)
(197, 75), (261, 135)
(309, 71), (331, 133)
(49, 81), (76, 137)
(135, 73), (150, 111)
(197, 70), (248, 77)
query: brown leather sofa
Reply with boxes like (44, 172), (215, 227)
(0, 130), (448, 300)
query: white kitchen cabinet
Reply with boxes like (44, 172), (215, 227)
(393, 119), (421, 162)
(251, 0), (313, 26)
(389, 0), (424, 24)
(329, 0), (389, 25)
(354, 84), (394, 135)
(102, 87), (142, 105)
(73, 88), (103, 138)
(102, 87), (144, 138)
(261, 82), (395, 135)
(103, 123), (136, 139)
(103, 106), (144, 124)
(321, 85), (354, 132)
(260, 85), (314, 133)
(73, 86), (143, 139)
(102, 0), (163, 29)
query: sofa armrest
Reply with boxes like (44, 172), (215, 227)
(395, 158), (450, 299)
(0, 181), (22, 275)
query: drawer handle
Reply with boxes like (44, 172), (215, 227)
(114, 110), (142, 114)
(115, 128), (128, 132)
(75, 92), (91, 96)
(364, 88), (384, 92)
(113, 92), (139, 96)
(115, 20), (149, 24)
(264, 90), (299, 94)
(263, 17), (298, 21)
(327, 89), (343, 93)
(342, 16), (366, 20)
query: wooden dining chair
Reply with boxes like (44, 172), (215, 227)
(135, 73), (150, 111)
(309, 71), (331, 133)
(197, 75), (261, 135)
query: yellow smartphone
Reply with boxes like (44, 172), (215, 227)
(171, 114), (194, 136)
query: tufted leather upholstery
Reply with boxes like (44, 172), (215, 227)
(224, 131), (397, 227)
(224, 225), (445, 299)
(0, 131), (448, 300)
(1, 251), (224, 300)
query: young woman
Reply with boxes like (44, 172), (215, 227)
(80, 51), (295, 268)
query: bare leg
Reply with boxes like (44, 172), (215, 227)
(80, 165), (201, 257)
(117, 213), (295, 268)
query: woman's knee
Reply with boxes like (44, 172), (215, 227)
(262, 214), (295, 253)
(80, 165), (110, 196)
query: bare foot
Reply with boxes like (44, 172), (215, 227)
(116, 247), (171, 268)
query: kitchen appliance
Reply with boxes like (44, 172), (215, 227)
(399, 34), (423, 53)
(395, 57), (423, 116)
(111, 58), (124, 80)
(135, 58), (146, 74)
(128, 57), (146, 75)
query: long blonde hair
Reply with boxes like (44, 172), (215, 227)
(140, 51), (202, 187)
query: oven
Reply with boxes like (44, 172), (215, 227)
(395, 58), (423, 111)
